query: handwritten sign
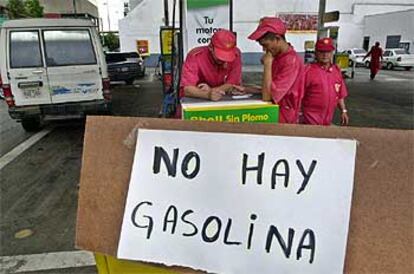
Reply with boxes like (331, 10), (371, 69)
(118, 129), (357, 274)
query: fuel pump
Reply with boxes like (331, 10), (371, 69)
(159, 0), (233, 117)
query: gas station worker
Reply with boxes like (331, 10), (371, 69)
(180, 29), (242, 101)
(248, 17), (305, 124)
(302, 38), (349, 126)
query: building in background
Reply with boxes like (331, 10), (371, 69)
(97, 0), (125, 31)
(0, 0), (98, 28)
(128, 0), (142, 11)
(40, 0), (98, 22)
(118, 0), (414, 65)
(0, 0), (98, 21)
(363, 9), (414, 52)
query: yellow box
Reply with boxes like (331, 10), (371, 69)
(94, 253), (180, 274)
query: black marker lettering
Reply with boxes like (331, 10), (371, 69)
(223, 218), (241, 246)
(265, 226), (295, 259)
(181, 210), (198, 237)
(296, 160), (317, 195)
(153, 146), (179, 177)
(247, 214), (257, 250)
(163, 205), (178, 234)
(242, 153), (265, 185)
(201, 216), (222, 243)
(131, 201), (154, 239)
(181, 152), (201, 179)
(297, 229), (316, 264)
(271, 159), (290, 189)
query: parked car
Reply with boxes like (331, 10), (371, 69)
(382, 49), (414, 71)
(343, 48), (368, 67)
(0, 70), (3, 99)
(304, 49), (315, 64)
(0, 19), (111, 131)
(105, 52), (145, 84)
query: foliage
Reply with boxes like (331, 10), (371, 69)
(102, 33), (120, 51)
(6, 0), (26, 19)
(25, 0), (44, 18)
(6, 0), (44, 19)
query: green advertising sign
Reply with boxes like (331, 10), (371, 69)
(183, 105), (279, 124)
(187, 0), (229, 9)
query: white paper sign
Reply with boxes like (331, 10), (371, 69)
(118, 129), (357, 274)
(183, 1), (230, 55)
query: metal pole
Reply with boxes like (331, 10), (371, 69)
(106, 1), (111, 31)
(229, 0), (233, 31)
(164, 0), (169, 26)
(317, 0), (326, 39)
(73, 0), (77, 15)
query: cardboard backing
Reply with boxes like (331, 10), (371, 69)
(76, 116), (414, 273)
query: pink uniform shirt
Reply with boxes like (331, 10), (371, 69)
(180, 46), (242, 97)
(302, 63), (348, 125)
(271, 47), (305, 123)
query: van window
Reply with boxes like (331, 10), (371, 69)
(10, 31), (43, 68)
(43, 30), (97, 66)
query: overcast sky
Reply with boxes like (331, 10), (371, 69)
(97, 0), (126, 31)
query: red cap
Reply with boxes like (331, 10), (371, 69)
(210, 29), (237, 62)
(315, 37), (335, 52)
(248, 17), (287, 41)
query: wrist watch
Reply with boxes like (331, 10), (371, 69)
(342, 109), (348, 113)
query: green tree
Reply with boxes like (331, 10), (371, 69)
(25, 0), (44, 18)
(7, 0), (27, 19)
(103, 33), (120, 51)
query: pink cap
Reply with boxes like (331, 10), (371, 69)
(210, 29), (237, 62)
(315, 37), (335, 52)
(248, 17), (287, 41)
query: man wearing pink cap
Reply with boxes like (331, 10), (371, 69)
(180, 29), (242, 101)
(302, 38), (349, 126)
(246, 17), (305, 124)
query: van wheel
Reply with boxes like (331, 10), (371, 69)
(386, 63), (394, 70)
(21, 118), (41, 132)
(405, 67), (412, 71)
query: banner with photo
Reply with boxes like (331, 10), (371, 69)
(276, 13), (318, 32)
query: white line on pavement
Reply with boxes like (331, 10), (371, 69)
(382, 78), (413, 82)
(0, 251), (96, 273)
(0, 129), (52, 170)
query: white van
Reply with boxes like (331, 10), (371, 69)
(0, 19), (111, 131)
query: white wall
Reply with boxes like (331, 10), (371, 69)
(119, 0), (414, 54)
(233, 0), (319, 53)
(363, 10), (414, 51)
(325, 1), (414, 51)
(119, 0), (175, 53)
(98, 0), (124, 31)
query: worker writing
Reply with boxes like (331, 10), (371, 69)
(180, 29), (242, 101)
(302, 38), (349, 126)
(241, 17), (305, 124)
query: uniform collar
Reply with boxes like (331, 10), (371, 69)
(315, 62), (334, 72)
(275, 46), (294, 61)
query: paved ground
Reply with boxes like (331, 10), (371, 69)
(0, 103), (33, 158)
(0, 67), (412, 273)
